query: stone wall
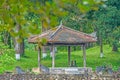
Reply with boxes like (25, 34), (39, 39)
(0, 73), (120, 80)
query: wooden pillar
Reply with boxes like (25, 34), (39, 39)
(68, 46), (71, 67)
(83, 44), (86, 67)
(38, 46), (41, 71)
(52, 45), (55, 68)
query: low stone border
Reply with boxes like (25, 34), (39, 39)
(0, 73), (120, 80)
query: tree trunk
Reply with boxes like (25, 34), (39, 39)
(20, 38), (24, 56)
(100, 35), (104, 58)
(8, 33), (11, 48)
(14, 24), (24, 60)
(15, 37), (21, 60)
(73, 46), (76, 51)
(96, 31), (100, 45)
(1, 31), (11, 48)
(112, 44), (118, 52)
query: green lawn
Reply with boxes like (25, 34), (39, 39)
(0, 45), (120, 73)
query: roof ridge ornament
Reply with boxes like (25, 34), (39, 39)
(58, 20), (63, 28)
(50, 21), (63, 40)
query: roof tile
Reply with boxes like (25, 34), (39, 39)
(28, 25), (97, 45)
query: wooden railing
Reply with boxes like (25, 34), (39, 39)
(49, 67), (92, 75)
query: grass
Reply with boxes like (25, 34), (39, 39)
(0, 45), (120, 73)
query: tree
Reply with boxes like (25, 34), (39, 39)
(105, 0), (120, 51)
(93, 4), (120, 52)
(0, 0), (104, 60)
(0, 0), (39, 59)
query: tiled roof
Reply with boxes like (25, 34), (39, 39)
(28, 25), (97, 45)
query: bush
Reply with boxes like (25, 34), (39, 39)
(0, 53), (16, 73)
(0, 42), (15, 73)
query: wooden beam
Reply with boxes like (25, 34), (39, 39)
(38, 46), (41, 71)
(47, 43), (85, 46)
(52, 45), (55, 68)
(83, 44), (86, 67)
(68, 46), (71, 67)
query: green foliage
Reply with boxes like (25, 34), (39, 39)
(0, 54), (16, 65)
(62, 0), (105, 33)
(0, 51), (16, 73)
(0, 42), (10, 55)
(106, 0), (120, 10)
(92, 0), (120, 51)
(0, 41), (16, 73)
(0, 47), (16, 73)
(36, 38), (48, 51)
(0, 42), (9, 49)
(0, 0), (104, 38)
(63, 14), (94, 33)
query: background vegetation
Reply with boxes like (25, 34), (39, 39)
(0, 0), (120, 74)
(0, 44), (120, 73)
